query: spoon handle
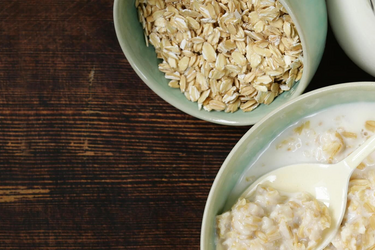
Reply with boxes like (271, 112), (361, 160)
(343, 134), (375, 170)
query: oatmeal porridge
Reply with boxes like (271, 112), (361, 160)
(217, 185), (331, 249)
(217, 102), (375, 249)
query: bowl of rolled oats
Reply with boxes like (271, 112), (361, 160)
(113, 0), (327, 125)
(201, 82), (375, 249)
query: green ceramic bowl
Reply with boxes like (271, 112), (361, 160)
(200, 82), (375, 250)
(113, 0), (327, 125)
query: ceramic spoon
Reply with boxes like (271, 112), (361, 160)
(240, 134), (375, 249)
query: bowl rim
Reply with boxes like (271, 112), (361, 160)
(113, 0), (325, 126)
(200, 81), (375, 249)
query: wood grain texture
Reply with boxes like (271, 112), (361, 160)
(0, 0), (373, 249)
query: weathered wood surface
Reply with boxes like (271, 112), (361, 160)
(0, 1), (373, 249)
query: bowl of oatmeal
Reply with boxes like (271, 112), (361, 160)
(113, 0), (327, 125)
(201, 82), (375, 249)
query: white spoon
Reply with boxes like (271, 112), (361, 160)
(239, 134), (375, 249)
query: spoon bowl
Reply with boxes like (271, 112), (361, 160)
(239, 133), (375, 249)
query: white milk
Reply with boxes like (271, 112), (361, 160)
(230, 102), (375, 200)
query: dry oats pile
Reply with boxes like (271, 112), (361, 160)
(136, 0), (304, 113)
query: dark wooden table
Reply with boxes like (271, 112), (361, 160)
(0, 1), (374, 249)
